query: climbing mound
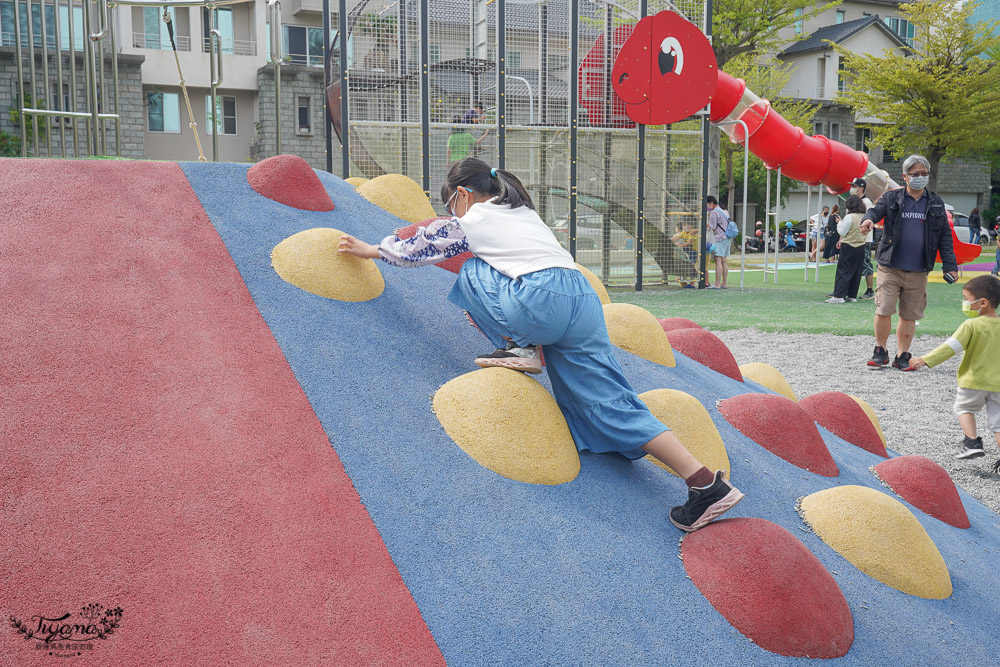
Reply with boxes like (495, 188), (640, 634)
(718, 394), (838, 476)
(345, 176), (369, 187)
(682, 518), (853, 658)
(664, 328), (742, 382)
(738, 362), (797, 401)
(799, 485), (952, 599)
(357, 174), (437, 224)
(576, 264), (611, 304)
(872, 456), (970, 529)
(602, 303), (676, 367)
(271, 228), (384, 301)
(657, 317), (702, 333)
(799, 392), (887, 458)
(432, 368), (580, 485)
(247, 154), (335, 211)
(638, 389), (730, 478)
(393, 218), (474, 273)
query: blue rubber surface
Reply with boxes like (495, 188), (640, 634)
(181, 161), (1000, 665)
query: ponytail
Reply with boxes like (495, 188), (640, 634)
(440, 157), (536, 211)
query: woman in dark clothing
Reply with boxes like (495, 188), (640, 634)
(969, 208), (982, 245)
(823, 204), (841, 262)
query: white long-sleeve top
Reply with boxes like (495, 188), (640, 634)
(376, 199), (578, 279)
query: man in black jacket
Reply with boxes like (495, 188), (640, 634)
(860, 155), (958, 370)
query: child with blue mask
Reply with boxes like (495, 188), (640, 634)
(910, 275), (1000, 469)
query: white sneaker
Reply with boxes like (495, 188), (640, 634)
(846, 297), (858, 303)
(475, 345), (543, 374)
(825, 297), (845, 304)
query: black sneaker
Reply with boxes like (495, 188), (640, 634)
(669, 471), (745, 532)
(475, 344), (543, 374)
(892, 351), (916, 371)
(868, 346), (890, 368)
(860, 288), (875, 300)
(956, 436), (985, 460)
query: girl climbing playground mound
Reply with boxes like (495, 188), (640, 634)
(338, 158), (744, 531)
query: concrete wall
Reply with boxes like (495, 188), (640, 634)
(253, 63), (331, 169)
(142, 86), (257, 162)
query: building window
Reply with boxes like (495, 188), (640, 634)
(829, 122), (840, 143)
(59, 3), (84, 50)
(836, 10), (845, 24)
(813, 121), (824, 136)
(297, 96), (311, 134)
(794, 8), (803, 35)
(205, 94), (237, 135)
(283, 24), (323, 66)
(837, 60), (847, 93)
(429, 44), (440, 63)
(1, 0), (57, 48)
(138, 7), (177, 50)
(884, 16), (915, 47)
(203, 7), (234, 54)
(855, 126), (873, 152)
(816, 57), (826, 98)
(508, 50), (521, 69)
(146, 91), (181, 133)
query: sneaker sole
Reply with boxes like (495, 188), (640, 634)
(867, 361), (889, 369)
(670, 488), (745, 533)
(475, 358), (543, 374)
(956, 450), (985, 459)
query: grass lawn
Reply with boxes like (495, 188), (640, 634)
(608, 248), (998, 337)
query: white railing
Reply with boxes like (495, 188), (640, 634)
(202, 37), (256, 56)
(133, 32), (191, 51)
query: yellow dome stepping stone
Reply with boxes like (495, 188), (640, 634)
(603, 303), (676, 367)
(345, 176), (368, 187)
(638, 389), (730, 478)
(739, 362), (797, 401)
(798, 485), (952, 599)
(356, 174), (437, 224)
(433, 368), (580, 485)
(271, 228), (384, 302)
(575, 264), (610, 304)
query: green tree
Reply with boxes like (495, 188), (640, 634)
(718, 54), (818, 218)
(712, 0), (841, 68)
(836, 0), (1000, 192)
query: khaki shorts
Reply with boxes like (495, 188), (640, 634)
(875, 265), (928, 321)
(954, 387), (1000, 432)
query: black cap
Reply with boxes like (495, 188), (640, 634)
(851, 177), (866, 189)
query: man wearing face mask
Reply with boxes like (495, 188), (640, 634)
(859, 155), (958, 370)
(849, 178), (876, 299)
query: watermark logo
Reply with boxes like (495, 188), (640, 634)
(9, 603), (123, 657)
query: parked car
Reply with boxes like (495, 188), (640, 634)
(946, 205), (995, 245)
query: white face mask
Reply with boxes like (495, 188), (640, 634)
(850, 187), (861, 196)
(908, 175), (929, 190)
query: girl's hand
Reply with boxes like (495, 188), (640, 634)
(909, 356), (926, 369)
(338, 234), (380, 259)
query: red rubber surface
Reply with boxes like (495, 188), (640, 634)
(0, 160), (441, 665)
(799, 391), (888, 458)
(247, 154), (335, 211)
(718, 394), (839, 476)
(682, 518), (854, 658)
(395, 219), (474, 272)
(873, 456), (970, 529)
(657, 317), (703, 333)
(665, 328), (743, 381)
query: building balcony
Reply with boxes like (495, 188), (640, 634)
(133, 32), (191, 51)
(201, 37), (256, 57)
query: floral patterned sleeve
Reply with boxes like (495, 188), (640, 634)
(376, 217), (470, 268)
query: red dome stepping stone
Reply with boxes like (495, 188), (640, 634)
(718, 394), (839, 476)
(799, 391), (888, 458)
(394, 219), (474, 273)
(665, 328), (743, 382)
(658, 317), (703, 332)
(247, 154), (335, 211)
(682, 518), (854, 658)
(873, 456), (970, 529)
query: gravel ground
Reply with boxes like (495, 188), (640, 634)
(712, 328), (1000, 513)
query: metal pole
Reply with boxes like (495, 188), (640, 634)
(13, 0), (27, 157)
(322, 0), (332, 172)
(814, 190), (824, 282)
(41, 0), (53, 156)
(538, 1), (547, 125)
(83, 0), (99, 155)
(635, 0), (648, 292)
(804, 184), (812, 280)
(96, 0), (108, 154)
(268, 0), (283, 155)
(419, 0), (429, 195)
(699, 0), (713, 288)
(210, 9), (220, 161)
(338, 0), (348, 173)
(27, 0), (39, 156)
(55, 0), (66, 156)
(68, 0), (80, 156)
(569, 0), (578, 259)
(763, 167), (771, 281)
(109, 0), (120, 156)
(774, 166), (782, 283)
(497, 0), (506, 169)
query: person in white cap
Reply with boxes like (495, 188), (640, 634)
(850, 178), (876, 299)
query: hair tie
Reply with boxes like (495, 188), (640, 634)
(490, 168), (498, 178)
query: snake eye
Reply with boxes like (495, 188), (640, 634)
(619, 72), (630, 85)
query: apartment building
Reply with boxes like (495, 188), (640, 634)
(773, 0), (990, 217)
